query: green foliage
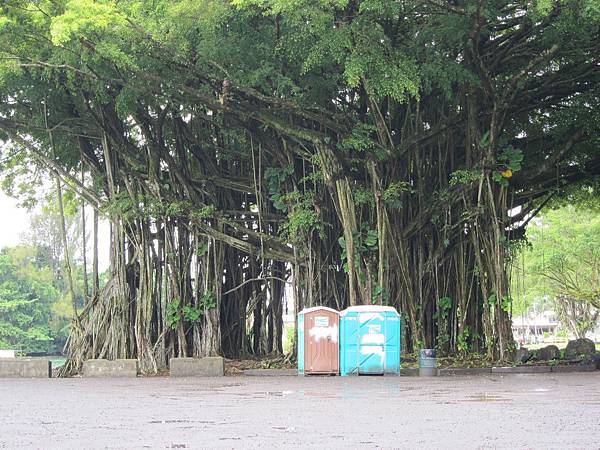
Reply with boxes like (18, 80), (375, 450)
(283, 324), (295, 355)
(340, 123), (379, 157)
(199, 291), (217, 310)
(556, 328), (568, 339)
(338, 224), (378, 273)
(192, 205), (216, 220)
(353, 186), (375, 208)
(265, 165), (295, 212)
(449, 170), (479, 187)
(435, 297), (452, 354)
(498, 147), (524, 173)
(281, 198), (323, 242)
(166, 292), (216, 330)
(0, 246), (66, 353)
(457, 326), (470, 355)
(266, 165), (324, 242)
(382, 182), (414, 208)
(50, 0), (127, 45)
(511, 204), (600, 335)
(104, 192), (216, 222)
(196, 243), (209, 257)
(165, 298), (181, 330)
(370, 282), (389, 305)
(487, 291), (512, 312)
(493, 147), (523, 187)
(437, 296), (452, 312)
(182, 305), (202, 323)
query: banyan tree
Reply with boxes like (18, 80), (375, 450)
(1, 0), (599, 374)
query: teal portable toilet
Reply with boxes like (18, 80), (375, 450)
(339, 305), (401, 376)
(297, 307), (340, 376)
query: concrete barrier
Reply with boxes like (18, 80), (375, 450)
(0, 358), (51, 378)
(551, 364), (596, 373)
(399, 367), (419, 376)
(492, 365), (551, 374)
(82, 359), (138, 378)
(170, 357), (224, 377)
(439, 367), (492, 376)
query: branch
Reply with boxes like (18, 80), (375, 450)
(0, 119), (102, 208)
(222, 276), (290, 296)
(196, 222), (296, 263)
(424, 0), (467, 15)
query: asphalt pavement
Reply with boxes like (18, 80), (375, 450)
(1, 372), (599, 449)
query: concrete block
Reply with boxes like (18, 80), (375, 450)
(83, 359), (138, 378)
(400, 367), (419, 377)
(419, 367), (439, 377)
(439, 367), (492, 376)
(170, 357), (224, 377)
(0, 358), (51, 378)
(551, 364), (596, 373)
(492, 365), (551, 374)
(244, 369), (297, 377)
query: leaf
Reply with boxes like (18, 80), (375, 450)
(197, 243), (209, 257)
(364, 229), (378, 249)
(479, 131), (490, 149)
(183, 305), (203, 322)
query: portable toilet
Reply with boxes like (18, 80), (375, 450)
(297, 306), (340, 375)
(339, 305), (401, 376)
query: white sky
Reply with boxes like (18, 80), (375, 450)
(0, 191), (32, 250)
(0, 190), (110, 271)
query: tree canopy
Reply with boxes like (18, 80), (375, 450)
(0, 245), (68, 353)
(512, 204), (600, 337)
(1, 0), (599, 373)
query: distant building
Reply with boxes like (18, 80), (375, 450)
(512, 310), (560, 344)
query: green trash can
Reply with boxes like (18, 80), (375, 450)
(419, 349), (437, 376)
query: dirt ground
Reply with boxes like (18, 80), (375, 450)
(1, 372), (599, 449)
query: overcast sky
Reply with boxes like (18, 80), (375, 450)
(0, 190), (33, 250)
(0, 190), (110, 270)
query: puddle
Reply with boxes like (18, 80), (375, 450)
(464, 395), (511, 403)
(149, 420), (214, 424)
(533, 388), (550, 392)
(231, 390), (294, 398)
(297, 390), (341, 399)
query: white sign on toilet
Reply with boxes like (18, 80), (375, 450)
(0, 349), (16, 358)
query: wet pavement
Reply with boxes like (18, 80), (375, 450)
(1, 372), (599, 449)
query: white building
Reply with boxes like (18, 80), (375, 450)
(512, 310), (560, 344)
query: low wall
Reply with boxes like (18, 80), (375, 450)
(82, 359), (138, 378)
(0, 358), (51, 378)
(170, 357), (224, 377)
(492, 366), (551, 374)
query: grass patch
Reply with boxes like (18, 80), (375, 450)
(283, 324), (295, 354)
